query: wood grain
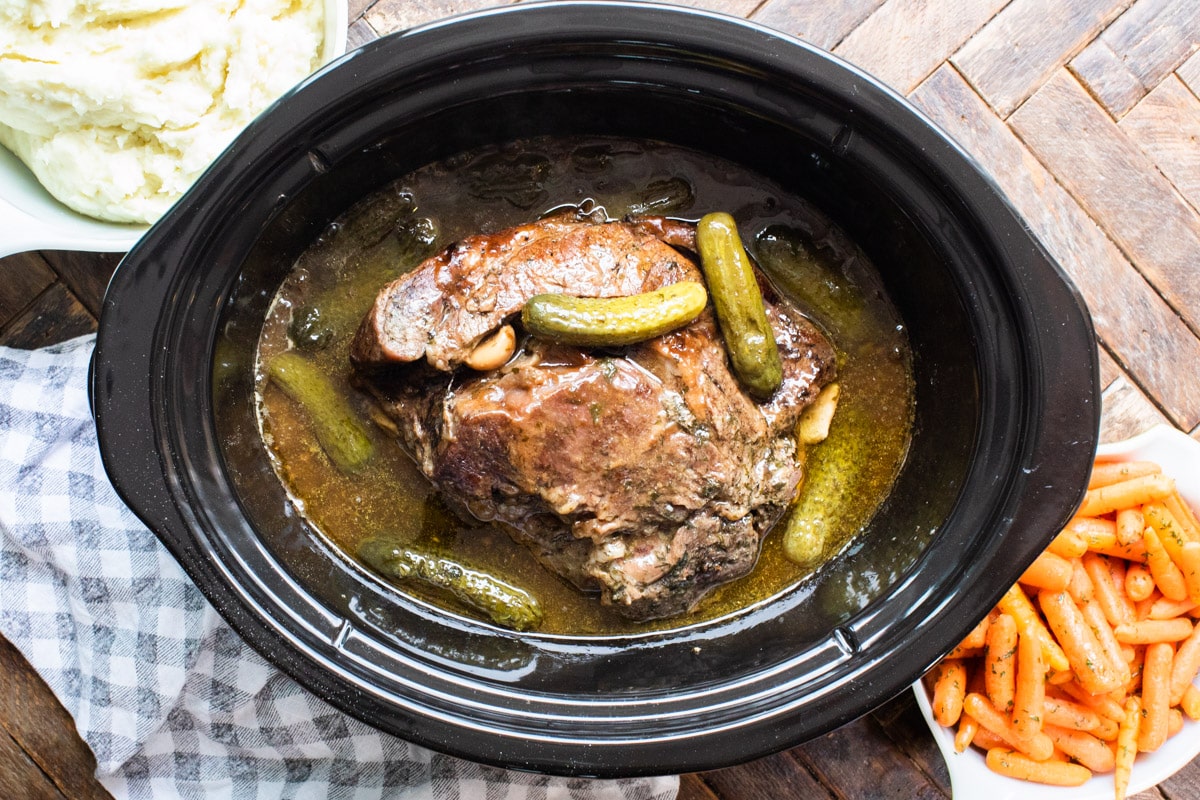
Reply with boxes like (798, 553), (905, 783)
(1179, 49), (1200, 97)
(832, 0), (1008, 94)
(792, 715), (947, 800)
(911, 64), (1200, 429)
(1071, 0), (1200, 117)
(0, 284), (96, 350)
(0, 252), (56, 324)
(697, 750), (834, 798)
(752, 0), (886, 51)
(1010, 70), (1200, 340)
(871, 694), (951, 795)
(347, 17), (378, 50)
(365, 0), (517, 34)
(0, 728), (65, 800)
(0, 638), (110, 800)
(951, 0), (1132, 117)
(1119, 75), (1200, 215)
(38, 252), (119, 319)
(677, 773), (720, 800)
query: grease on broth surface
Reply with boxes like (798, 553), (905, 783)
(255, 136), (914, 635)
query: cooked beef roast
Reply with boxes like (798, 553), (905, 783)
(352, 212), (837, 620)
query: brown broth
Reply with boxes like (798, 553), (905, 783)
(255, 136), (914, 635)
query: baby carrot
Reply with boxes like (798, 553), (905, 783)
(1182, 684), (1200, 720)
(1020, 552), (1073, 592)
(1012, 628), (1046, 740)
(984, 748), (1091, 786)
(963, 693), (1055, 761)
(999, 585), (1070, 673)
(1079, 474), (1175, 517)
(1088, 460), (1161, 490)
(1039, 589), (1123, 695)
(1125, 563), (1156, 602)
(1115, 696), (1140, 800)
(1113, 618), (1194, 644)
(1042, 695), (1101, 732)
(1070, 517), (1118, 551)
(985, 613), (1018, 714)
(1148, 595), (1199, 619)
(1116, 507), (1145, 546)
(1169, 622), (1200, 706)
(1047, 527), (1088, 560)
(1041, 724), (1114, 772)
(1143, 527), (1188, 602)
(1166, 491), (1200, 542)
(955, 713), (979, 753)
(932, 659), (968, 727)
(1082, 552), (1135, 627)
(1137, 642), (1174, 753)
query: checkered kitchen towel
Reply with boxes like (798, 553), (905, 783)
(0, 334), (679, 800)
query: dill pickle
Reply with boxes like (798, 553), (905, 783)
(358, 538), (543, 631)
(696, 212), (783, 400)
(266, 351), (374, 473)
(521, 281), (708, 347)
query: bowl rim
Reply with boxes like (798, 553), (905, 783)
(91, 0), (1101, 776)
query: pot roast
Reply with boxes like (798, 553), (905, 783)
(351, 212), (837, 620)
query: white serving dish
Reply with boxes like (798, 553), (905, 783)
(914, 424), (1200, 798)
(0, 0), (348, 259)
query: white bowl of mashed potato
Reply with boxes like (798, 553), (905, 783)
(0, 0), (347, 257)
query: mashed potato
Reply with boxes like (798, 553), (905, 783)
(0, 0), (325, 224)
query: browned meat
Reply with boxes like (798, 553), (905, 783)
(354, 213), (836, 620)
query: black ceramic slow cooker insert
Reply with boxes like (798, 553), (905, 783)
(91, 1), (1100, 777)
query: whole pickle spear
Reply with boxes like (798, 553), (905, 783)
(358, 538), (543, 631)
(696, 212), (783, 400)
(266, 351), (374, 473)
(522, 281), (708, 347)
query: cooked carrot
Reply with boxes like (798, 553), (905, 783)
(1078, 589), (1132, 687)
(959, 612), (992, 650)
(932, 659), (968, 727)
(1092, 713), (1120, 741)
(1042, 694), (1101, 731)
(998, 585), (1070, 673)
(1113, 618), (1194, 644)
(1079, 474), (1175, 517)
(1020, 551), (1073, 592)
(1180, 542), (1200, 604)
(972, 726), (1009, 751)
(1082, 552), (1135, 627)
(1088, 460), (1161, 490)
(1047, 527), (1088, 560)
(1136, 590), (1162, 620)
(1013, 628), (1046, 740)
(1169, 707), (1183, 736)
(1126, 645), (1146, 695)
(1039, 589), (1124, 695)
(1182, 684), (1200, 720)
(1048, 669), (1075, 685)
(1125, 563), (1156, 602)
(1117, 507), (1146, 546)
(1169, 622), (1200, 706)
(963, 693), (1054, 761)
(1115, 696), (1140, 800)
(1058, 680), (1126, 722)
(1137, 641), (1173, 752)
(1166, 491), (1200, 542)
(984, 613), (1018, 713)
(944, 645), (984, 659)
(1148, 595), (1199, 619)
(1091, 537), (1150, 564)
(1068, 558), (1093, 604)
(1042, 724), (1115, 772)
(955, 713), (979, 753)
(984, 748), (1091, 786)
(1143, 526), (1189, 601)
(1145, 502), (1189, 555)
(1070, 516), (1119, 551)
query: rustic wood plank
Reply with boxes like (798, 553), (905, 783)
(365, 0), (518, 34)
(871, 693), (951, 795)
(791, 715), (948, 800)
(630, 0), (761, 14)
(1071, 0), (1200, 117)
(751, 0), (886, 51)
(1178, 49), (1200, 97)
(1098, 345), (1123, 391)
(1009, 69), (1200, 343)
(951, 0), (1132, 117)
(0, 637), (111, 800)
(677, 773), (720, 800)
(1119, 75), (1200, 215)
(910, 65), (1200, 429)
(1161, 756), (1200, 799)
(38, 251), (120, 319)
(0, 726), (66, 800)
(0, 253), (56, 325)
(698, 749), (834, 798)
(347, 17), (378, 50)
(348, 0), (375, 23)
(0, 284), (96, 350)
(832, 0), (1008, 95)
(1100, 375), (1171, 443)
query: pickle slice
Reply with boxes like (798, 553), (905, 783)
(521, 280), (708, 347)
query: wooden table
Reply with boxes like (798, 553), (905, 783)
(2, 0), (1199, 797)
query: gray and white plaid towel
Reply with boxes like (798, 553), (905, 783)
(0, 334), (679, 800)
